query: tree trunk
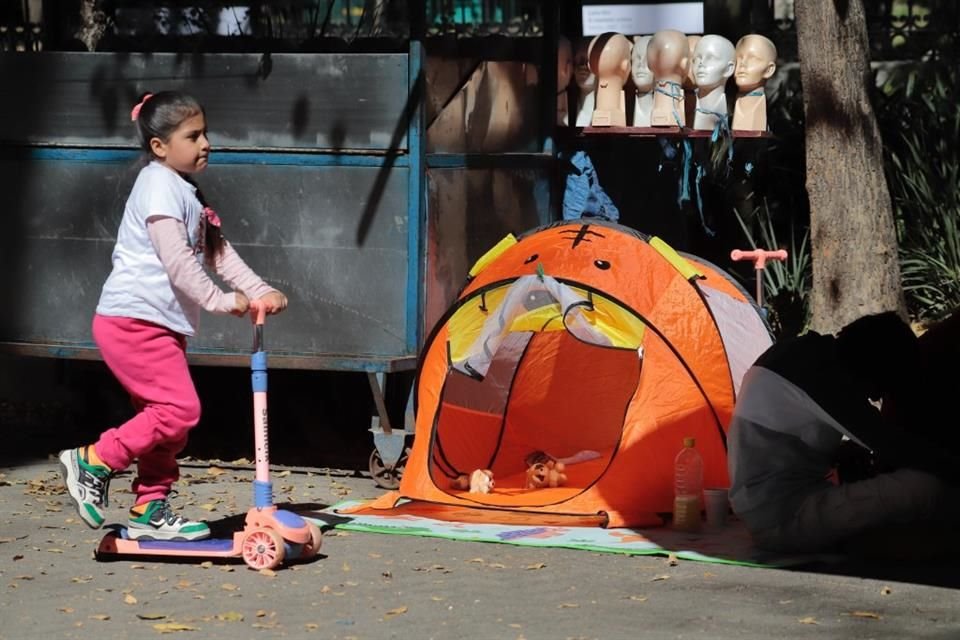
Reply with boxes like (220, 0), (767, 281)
(795, 0), (906, 333)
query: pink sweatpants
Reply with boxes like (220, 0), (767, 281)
(92, 314), (201, 505)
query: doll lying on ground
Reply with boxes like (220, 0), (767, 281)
(451, 469), (495, 494)
(525, 460), (567, 488)
(524, 451), (567, 489)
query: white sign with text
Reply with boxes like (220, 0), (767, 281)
(582, 3), (704, 36)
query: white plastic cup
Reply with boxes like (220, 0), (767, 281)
(703, 487), (729, 529)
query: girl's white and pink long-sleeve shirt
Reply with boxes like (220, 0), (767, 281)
(96, 161), (275, 336)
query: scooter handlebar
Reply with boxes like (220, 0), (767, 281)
(249, 299), (267, 326)
(731, 248), (788, 270)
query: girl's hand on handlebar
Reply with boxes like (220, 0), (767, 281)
(258, 291), (288, 315)
(231, 291), (250, 317)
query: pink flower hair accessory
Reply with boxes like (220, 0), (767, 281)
(203, 206), (222, 228)
(130, 93), (154, 122)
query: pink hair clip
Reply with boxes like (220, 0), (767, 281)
(130, 93), (154, 122)
(203, 206), (221, 228)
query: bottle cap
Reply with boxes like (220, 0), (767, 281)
(683, 437), (695, 448)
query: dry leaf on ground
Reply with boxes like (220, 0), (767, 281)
(215, 612), (244, 622)
(153, 622), (198, 633)
(846, 611), (882, 619)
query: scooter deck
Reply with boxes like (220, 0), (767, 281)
(96, 529), (243, 560)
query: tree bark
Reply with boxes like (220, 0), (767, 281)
(795, 0), (906, 333)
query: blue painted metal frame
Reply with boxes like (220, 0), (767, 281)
(3, 48), (430, 373)
(6, 34), (562, 368)
(405, 39), (426, 353)
(16, 147), (410, 168)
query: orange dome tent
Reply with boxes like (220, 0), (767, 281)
(346, 221), (772, 528)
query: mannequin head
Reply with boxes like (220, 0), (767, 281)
(692, 34), (735, 93)
(630, 35), (654, 93)
(734, 34), (777, 93)
(574, 37), (597, 92)
(558, 35), (573, 94)
(684, 35), (702, 88)
(587, 32), (632, 126)
(646, 29), (689, 84)
(587, 32), (632, 85)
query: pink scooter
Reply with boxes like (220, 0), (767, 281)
(96, 301), (322, 570)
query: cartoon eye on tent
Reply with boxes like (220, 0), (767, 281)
(344, 221), (772, 528)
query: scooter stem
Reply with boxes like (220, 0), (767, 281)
(249, 300), (273, 507)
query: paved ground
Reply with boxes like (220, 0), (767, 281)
(2, 453), (959, 640)
(2, 356), (958, 639)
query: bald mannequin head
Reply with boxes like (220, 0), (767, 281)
(558, 35), (573, 92)
(684, 35), (702, 88)
(631, 35), (654, 92)
(588, 32), (632, 84)
(646, 29), (689, 83)
(573, 37), (597, 92)
(692, 35), (735, 93)
(734, 34), (777, 94)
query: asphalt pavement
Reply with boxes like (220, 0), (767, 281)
(2, 452), (959, 640)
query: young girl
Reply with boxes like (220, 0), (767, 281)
(59, 91), (287, 541)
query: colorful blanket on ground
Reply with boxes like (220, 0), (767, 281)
(310, 500), (841, 569)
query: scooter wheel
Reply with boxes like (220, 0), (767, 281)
(369, 447), (408, 490)
(242, 528), (286, 570)
(303, 522), (323, 558)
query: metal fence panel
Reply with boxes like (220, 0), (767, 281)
(0, 154), (410, 360)
(0, 52), (408, 150)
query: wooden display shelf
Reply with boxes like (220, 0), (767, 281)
(571, 126), (772, 139)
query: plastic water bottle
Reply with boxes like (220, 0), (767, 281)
(673, 436), (703, 532)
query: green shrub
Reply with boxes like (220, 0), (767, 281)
(733, 202), (811, 339)
(878, 55), (960, 323)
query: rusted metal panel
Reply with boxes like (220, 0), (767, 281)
(425, 58), (541, 153)
(0, 52), (408, 150)
(0, 153), (411, 359)
(423, 167), (548, 331)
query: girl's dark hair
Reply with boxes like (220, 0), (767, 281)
(134, 90), (224, 266)
(189, 180), (226, 268)
(134, 90), (203, 154)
